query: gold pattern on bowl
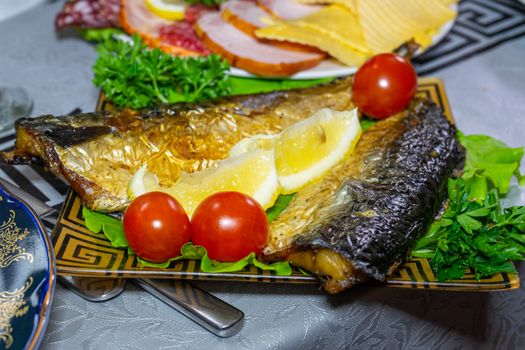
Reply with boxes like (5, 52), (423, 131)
(0, 209), (34, 268)
(0, 277), (33, 349)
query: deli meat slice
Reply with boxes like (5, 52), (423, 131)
(55, 0), (121, 30)
(195, 12), (324, 77)
(220, 0), (270, 35)
(257, 0), (323, 20)
(121, 0), (208, 55)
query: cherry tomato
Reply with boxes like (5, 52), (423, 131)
(191, 192), (269, 262)
(352, 53), (417, 119)
(123, 192), (191, 263)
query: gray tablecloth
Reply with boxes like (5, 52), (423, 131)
(1, 1), (525, 349)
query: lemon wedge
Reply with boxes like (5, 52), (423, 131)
(228, 134), (279, 157)
(144, 0), (186, 21)
(128, 164), (160, 200)
(158, 149), (279, 216)
(275, 108), (361, 193)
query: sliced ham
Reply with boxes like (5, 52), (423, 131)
(256, 0), (323, 20)
(120, 0), (208, 55)
(220, 0), (270, 36)
(220, 0), (322, 54)
(195, 12), (324, 77)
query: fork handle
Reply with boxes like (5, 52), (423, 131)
(134, 278), (244, 338)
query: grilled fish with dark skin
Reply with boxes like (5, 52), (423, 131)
(264, 99), (464, 293)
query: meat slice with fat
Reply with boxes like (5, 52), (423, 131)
(195, 12), (324, 77)
(257, 0), (323, 20)
(220, 0), (270, 36)
(120, 0), (207, 55)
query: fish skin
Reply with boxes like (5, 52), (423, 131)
(266, 99), (464, 293)
(1, 78), (353, 212)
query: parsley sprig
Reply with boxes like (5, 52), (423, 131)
(413, 179), (525, 281)
(92, 35), (231, 109)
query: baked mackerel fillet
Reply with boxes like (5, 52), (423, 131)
(2, 78), (354, 212)
(2, 78), (463, 293)
(264, 99), (464, 293)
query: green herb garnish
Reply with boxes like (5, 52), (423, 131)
(81, 28), (125, 42)
(412, 133), (525, 281)
(266, 193), (296, 223)
(82, 206), (292, 275)
(92, 35), (333, 110)
(229, 77), (334, 96)
(93, 35), (231, 109)
(82, 207), (129, 248)
(359, 117), (377, 131)
(459, 132), (525, 193)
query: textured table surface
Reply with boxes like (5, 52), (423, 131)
(1, 1), (525, 349)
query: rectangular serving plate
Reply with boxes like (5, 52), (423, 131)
(51, 78), (520, 291)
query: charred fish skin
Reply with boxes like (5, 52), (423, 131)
(269, 100), (464, 293)
(2, 78), (354, 212)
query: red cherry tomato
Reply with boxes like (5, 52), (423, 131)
(123, 192), (191, 263)
(191, 192), (269, 262)
(352, 53), (417, 119)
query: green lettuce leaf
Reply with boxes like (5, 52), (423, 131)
(229, 76), (334, 96)
(201, 251), (292, 275)
(82, 208), (292, 275)
(80, 28), (125, 42)
(266, 193), (296, 223)
(360, 117), (377, 132)
(458, 133), (524, 193)
(82, 207), (128, 248)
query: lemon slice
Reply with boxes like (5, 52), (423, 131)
(145, 0), (186, 21)
(275, 108), (361, 193)
(162, 149), (279, 216)
(228, 134), (279, 157)
(128, 164), (160, 200)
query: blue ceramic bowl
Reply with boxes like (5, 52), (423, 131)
(0, 183), (56, 350)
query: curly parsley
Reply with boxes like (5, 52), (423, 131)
(92, 35), (231, 109)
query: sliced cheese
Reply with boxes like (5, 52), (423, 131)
(256, 4), (370, 66)
(357, 0), (456, 53)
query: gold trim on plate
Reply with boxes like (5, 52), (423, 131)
(0, 209), (33, 268)
(0, 277), (33, 349)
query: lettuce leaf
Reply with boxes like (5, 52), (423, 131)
(82, 207), (129, 248)
(458, 132), (525, 193)
(266, 193), (295, 223)
(360, 117), (377, 132)
(229, 77), (333, 96)
(80, 28), (125, 42)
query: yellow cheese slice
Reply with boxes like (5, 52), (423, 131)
(256, 4), (370, 66)
(357, 0), (456, 53)
(257, 23), (368, 67)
